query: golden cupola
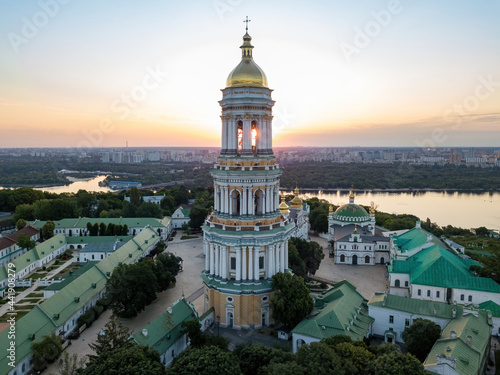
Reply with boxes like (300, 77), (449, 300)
(279, 195), (290, 214)
(290, 187), (303, 208)
(226, 30), (268, 88)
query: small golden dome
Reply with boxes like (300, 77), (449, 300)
(290, 187), (303, 208)
(226, 32), (268, 88)
(279, 196), (290, 214)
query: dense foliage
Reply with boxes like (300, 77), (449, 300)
(271, 272), (314, 327)
(288, 238), (324, 277)
(402, 318), (442, 362)
(31, 332), (64, 371)
(280, 162), (500, 190)
(107, 255), (179, 318)
(88, 315), (132, 361)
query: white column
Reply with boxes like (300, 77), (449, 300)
(242, 247), (247, 281)
(229, 188), (233, 216)
(242, 118), (252, 154)
(242, 187), (247, 215)
(209, 243), (215, 276)
(268, 245), (275, 279)
(223, 186), (228, 214)
(248, 246), (254, 281)
(249, 188), (254, 216)
(215, 245), (219, 277)
(268, 116), (273, 152)
(275, 185), (279, 211)
(221, 246), (227, 280)
(254, 247), (260, 281)
(275, 244), (280, 274)
(261, 118), (267, 154)
(270, 186), (275, 211)
(265, 186), (270, 214)
(280, 243), (285, 273)
(214, 186), (219, 212)
(204, 240), (209, 271)
(221, 117), (227, 154)
(235, 248), (241, 282)
(284, 240), (289, 271)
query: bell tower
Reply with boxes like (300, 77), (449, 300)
(201, 21), (294, 329)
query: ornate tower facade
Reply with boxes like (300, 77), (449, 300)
(201, 26), (294, 329)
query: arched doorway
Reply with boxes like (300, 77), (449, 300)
(340, 254), (345, 262)
(226, 311), (234, 327)
(352, 255), (358, 265)
(254, 189), (264, 215)
(380, 257), (385, 264)
(365, 255), (370, 264)
(231, 190), (241, 216)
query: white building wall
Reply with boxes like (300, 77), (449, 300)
(161, 334), (189, 366)
(410, 284), (447, 303)
(292, 332), (320, 353)
(451, 288), (500, 306)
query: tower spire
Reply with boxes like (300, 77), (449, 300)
(244, 16), (251, 32)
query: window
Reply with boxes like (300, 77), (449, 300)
(395, 279), (400, 287)
(405, 318), (410, 327)
(436, 291), (440, 298)
(230, 257), (236, 270)
(460, 294), (464, 301)
(405, 281), (409, 287)
(259, 256), (264, 269)
(427, 290), (431, 297)
(389, 315), (394, 324)
(468, 295), (472, 302)
(417, 289), (422, 296)
(365, 255), (370, 263)
(340, 254), (345, 262)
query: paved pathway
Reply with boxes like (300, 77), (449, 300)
(0, 253), (77, 319)
(44, 232), (206, 373)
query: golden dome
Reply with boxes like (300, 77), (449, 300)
(279, 196), (290, 214)
(290, 187), (303, 208)
(226, 32), (268, 88)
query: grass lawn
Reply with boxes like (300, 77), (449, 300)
(35, 286), (47, 291)
(26, 292), (43, 298)
(180, 235), (198, 240)
(19, 297), (42, 303)
(30, 272), (48, 279)
(0, 310), (30, 321)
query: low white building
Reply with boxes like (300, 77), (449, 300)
(124, 195), (165, 205)
(171, 205), (191, 229)
(334, 229), (390, 266)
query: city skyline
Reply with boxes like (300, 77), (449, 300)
(1, 0), (499, 148)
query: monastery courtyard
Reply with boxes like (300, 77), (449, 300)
(46, 231), (387, 373)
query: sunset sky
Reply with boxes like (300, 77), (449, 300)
(1, 0), (499, 148)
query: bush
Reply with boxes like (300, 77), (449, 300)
(91, 304), (104, 317)
(319, 282), (327, 289)
(77, 310), (96, 328)
(96, 298), (109, 311)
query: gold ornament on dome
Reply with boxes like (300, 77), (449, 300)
(329, 204), (333, 213)
(244, 113), (251, 119)
(263, 114), (268, 120)
(226, 114), (232, 120)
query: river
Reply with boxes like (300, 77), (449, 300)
(285, 190), (499, 230)
(1, 176), (498, 230)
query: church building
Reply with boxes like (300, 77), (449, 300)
(201, 23), (294, 329)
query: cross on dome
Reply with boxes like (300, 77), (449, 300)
(244, 16), (251, 32)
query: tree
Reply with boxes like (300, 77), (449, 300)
(51, 351), (86, 375)
(160, 195), (176, 214)
(88, 315), (132, 361)
(189, 205), (208, 229)
(332, 341), (375, 374)
(137, 202), (163, 218)
(475, 226), (489, 236)
(80, 343), (166, 375)
(15, 218), (26, 230)
(288, 241), (307, 278)
(17, 233), (35, 250)
(401, 318), (441, 362)
(99, 222), (107, 236)
(156, 252), (180, 277)
(236, 343), (272, 375)
(166, 346), (240, 375)
(180, 319), (205, 348)
(260, 361), (307, 375)
(128, 187), (142, 207)
(295, 342), (343, 374)
(366, 343), (427, 375)
(31, 332), (63, 371)
(42, 220), (56, 239)
(271, 272), (313, 327)
(107, 262), (159, 318)
(289, 238), (324, 276)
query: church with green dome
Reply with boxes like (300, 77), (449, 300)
(328, 190), (390, 266)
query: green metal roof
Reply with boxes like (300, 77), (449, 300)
(291, 280), (373, 341)
(66, 236), (132, 244)
(368, 292), (464, 318)
(391, 227), (446, 253)
(44, 262), (99, 291)
(389, 245), (500, 293)
(0, 228), (159, 372)
(132, 297), (198, 354)
(201, 272), (273, 294)
(0, 234), (67, 282)
(334, 203), (370, 220)
(478, 300), (500, 318)
(424, 310), (491, 375)
(31, 217), (168, 230)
